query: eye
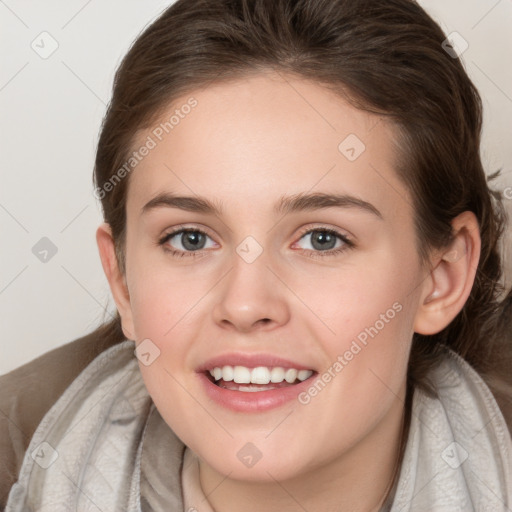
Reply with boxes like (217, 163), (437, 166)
(293, 227), (354, 258)
(158, 225), (354, 259)
(158, 227), (217, 257)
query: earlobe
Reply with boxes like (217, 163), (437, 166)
(414, 211), (481, 335)
(96, 223), (135, 340)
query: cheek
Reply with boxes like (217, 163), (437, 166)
(128, 260), (207, 341)
(298, 292), (416, 458)
(308, 250), (417, 343)
(304, 248), (420, 404)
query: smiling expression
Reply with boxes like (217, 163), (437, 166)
(111, 70), (429, 482)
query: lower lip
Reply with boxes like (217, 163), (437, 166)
(197, 372), (315, 413)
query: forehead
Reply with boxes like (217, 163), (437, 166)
(126, 71), (411, 221)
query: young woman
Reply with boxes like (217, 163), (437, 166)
(2, 0), (511, 510)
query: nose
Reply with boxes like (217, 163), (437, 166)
(212, 250), (290, 333)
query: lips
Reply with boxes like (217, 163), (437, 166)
(195, 352), (317, 412)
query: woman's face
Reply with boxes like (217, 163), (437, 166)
(119, 71), (428, 482)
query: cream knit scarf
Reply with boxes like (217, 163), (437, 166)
(6, 340), (512, 511)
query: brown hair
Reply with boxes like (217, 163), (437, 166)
(92, 0), (512, 500)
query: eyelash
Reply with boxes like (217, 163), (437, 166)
(157, 226), (355, 259)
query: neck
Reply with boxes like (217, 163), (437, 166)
(198, 386), (409, 512)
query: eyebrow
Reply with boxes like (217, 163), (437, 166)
(141, 192), (383, 219)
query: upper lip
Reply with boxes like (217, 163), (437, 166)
(196, 353), (315, 373)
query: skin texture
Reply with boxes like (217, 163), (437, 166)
(97, 71), (481, 512)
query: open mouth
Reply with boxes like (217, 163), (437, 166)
(205, 365), (316, 392)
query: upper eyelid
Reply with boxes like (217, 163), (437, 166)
(161, 224), (214, 239)
(296, 225), (351, 240)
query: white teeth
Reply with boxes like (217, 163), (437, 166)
(221, 365), (234, 382)
(298, 370), (313, 381)
(270, 367), (285, 383)
(237, 385), (276, 392)
(208, 365), (314, 385)
(233, 366), (251, 384)
(251, 366), (271, 384)
(285, 369), (298, 383)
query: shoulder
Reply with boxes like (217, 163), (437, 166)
(0, 327), (126, 508)
(428, 348), (512, 442)
(394, 350), (512, 509)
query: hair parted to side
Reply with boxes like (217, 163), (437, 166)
(92, 0), (512, 421)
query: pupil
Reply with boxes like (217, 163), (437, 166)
(312, 231), (336, 250)
(182, 231), (205, 250)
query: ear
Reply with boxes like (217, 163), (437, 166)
(96, 223), (135, 340)
(414, 211), (481, 335)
